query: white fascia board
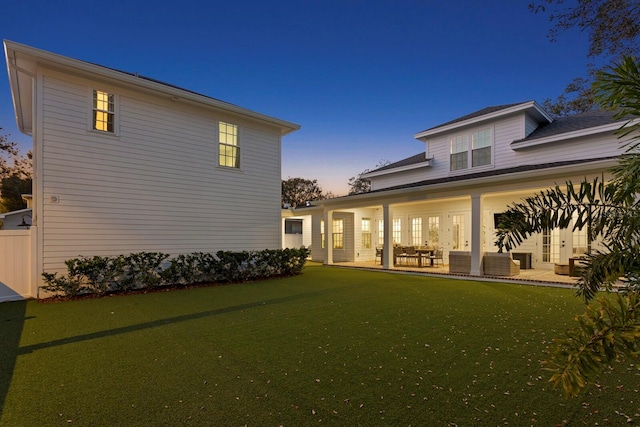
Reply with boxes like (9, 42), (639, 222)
(3, 40), (300, 136)
(316, 158), (618, 209)
(511, 119), (640, 150)
(414, 101), (552, 140)
(0, 208), (32, 219)
(360, 158), (432, 179)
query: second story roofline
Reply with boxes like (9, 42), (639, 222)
(4, 40), (300, 137)
(414, 101), (553, 141)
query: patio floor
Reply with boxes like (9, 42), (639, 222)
(330, 260), (579, 288)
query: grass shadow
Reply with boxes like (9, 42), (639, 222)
(0, 300), (27, 419)
(18, 290), (323, 355)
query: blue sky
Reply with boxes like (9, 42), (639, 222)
(1, 1), (590, 195)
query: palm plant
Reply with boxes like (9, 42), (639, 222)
(495, 56), (640, 398)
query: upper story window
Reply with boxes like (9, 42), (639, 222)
(92, 90), (115, 133)
(219, 121), (239, 168)
(472, 129), (492, 167)
(450, 128), (492, 171)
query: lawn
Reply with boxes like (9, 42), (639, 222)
(1, 263), (638, 426)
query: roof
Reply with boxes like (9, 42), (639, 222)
(0, 208), (32, 219)
(415, 101), (553, 139)
(373, 153), (430, 173)
(4, 40), (300, 136)
(516, 109), (626, 142)
(420, 103), (526, 133)
(367, 157), (618, 194)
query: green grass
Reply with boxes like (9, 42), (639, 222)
(1, 263), (638, 426)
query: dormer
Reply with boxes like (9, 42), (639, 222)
(414, 101), (553, 175)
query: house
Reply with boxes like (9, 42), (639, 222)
(0, 40), (299, 302)
(285, 102), (627, 276)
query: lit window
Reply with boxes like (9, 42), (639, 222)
(92, 90), (115, 133)
(362, 218), (372, 249)
(452, 215), (464, 250)
(321, 220), (325, 249)
(428, 216), (440, 247)
(378, 220), (384, 246)
(333, 218), (344, 249)
(543, 228), (560, 263)
(393, 218), (401, 245)
(219, 122), (239, 168)
(411, 217), (422, 246)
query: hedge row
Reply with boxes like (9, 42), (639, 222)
(41, 248), (310, 298)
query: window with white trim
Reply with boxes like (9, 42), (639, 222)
(411, 217), (422, 246)
(392, 218), (401, 245)
(428, 216), (440, 247)
(450, 128), (492, 171)
(472, 129), (492, 167)
(333, 218), (344, 249)
(92, 90), (115, 133)
(361, 218), (372, 249)
(452, 214), (464, 250)
(378, 220), (384, 246)
(219, 121), (239, 168)
(321, 220), (325, 249)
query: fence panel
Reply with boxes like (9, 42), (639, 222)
(0, 230), (32, 302)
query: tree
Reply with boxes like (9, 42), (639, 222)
(495, 56), (640, 398)
(348, 160), (391, 195)
(281, 177), (325, 208)
(0, 127), (32, 213)
(530, 0), (640, 116)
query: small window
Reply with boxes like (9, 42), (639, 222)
(92, 90), (115, 133)
(219, 122), (239, 168)
(321, 220), (325, 249)
(284, 219), (303, 234)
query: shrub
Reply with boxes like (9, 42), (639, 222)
(40, 247), (309, 299)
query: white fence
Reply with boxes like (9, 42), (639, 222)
(0, 229), (33, 302)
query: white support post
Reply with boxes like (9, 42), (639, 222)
(324, 210), (333, 265)
(470, 193), (483, 276)
(382, 204), (393, 269)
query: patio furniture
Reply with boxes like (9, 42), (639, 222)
(569, 257), (587, 276)
(483, 252), (520, 276)
(554, 263), (570, 275)
(429, 247), (444, 266)
(375, 247), (382, 264)
(449, 251), (471, 274)
(511, 252), (532, 269)
(403, 246), (420, 265)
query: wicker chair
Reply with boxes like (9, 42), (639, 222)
(449, 251), (471, 274)
(482, 252), (520, 276)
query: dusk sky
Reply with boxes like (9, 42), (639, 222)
(1, 1), (591, 195)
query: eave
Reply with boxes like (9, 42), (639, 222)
(511, 119), (639, 150)
(414, 101), (553, 140)
(3, 40), (300, 137)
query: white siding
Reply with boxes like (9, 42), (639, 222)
(371, 112), (621, 191)
(39, 73), (283, 273)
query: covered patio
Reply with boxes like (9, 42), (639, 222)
(330, 259), (579, 287)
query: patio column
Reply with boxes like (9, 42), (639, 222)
(324, 210), (333, 265)
(470, 193), (484, 276)
(382, 204), (393, 269)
